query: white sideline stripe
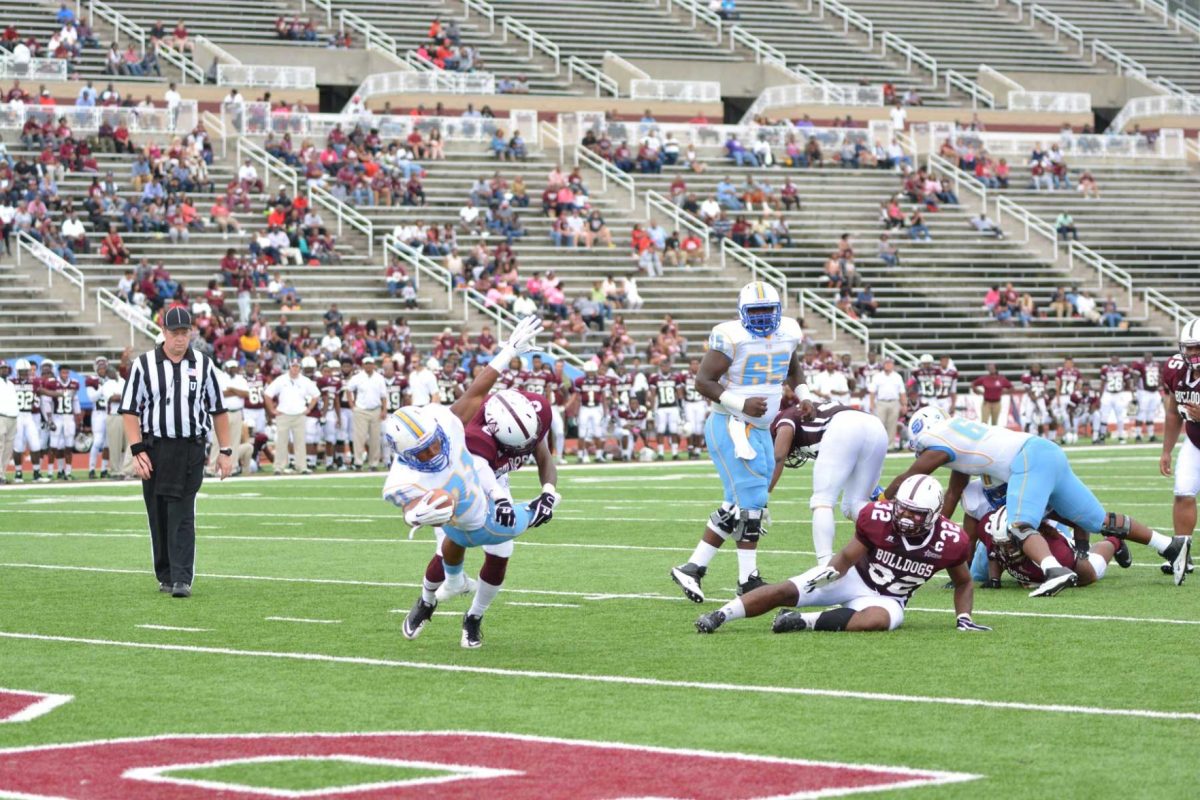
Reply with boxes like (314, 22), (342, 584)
(0, 689), (74, 724)
(431, 611), (460, 617)
(0, 630), (1195, 723)
(506, 601), (580, 609)
(135, 624), (211, 633)
(2, 563), (1190, 621)
(264, 616), (342, 625)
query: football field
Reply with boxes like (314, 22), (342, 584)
(0, 445), (1196, 799)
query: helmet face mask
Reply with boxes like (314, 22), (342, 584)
(891, 474), (944, 541)
(394, 427), (450, 473)
(893, 502), (933, 539)
(737, 281), (782, 338)
(1180, 319), (1200, 368)
(383, 408), (451, 473)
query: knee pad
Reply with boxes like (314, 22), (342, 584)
(1007, 522), (1037, 543)
(736, 508), (765, 543)
(1101, 512), (1131, 539)
(707, 501), (737, 539)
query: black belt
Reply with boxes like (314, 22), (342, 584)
(143, 434), (208, 446)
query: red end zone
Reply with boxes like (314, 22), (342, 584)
(0, 731), (978, 799)
(0, 689), (73, 724)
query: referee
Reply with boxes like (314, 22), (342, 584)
(119, 308), (233, 598)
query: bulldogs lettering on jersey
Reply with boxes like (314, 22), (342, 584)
(648, 371), (683, 408)
(521, 367), (555, 400)
(465, 390), (552, 477)
(853, 501), (971, 599)
(610, 373), (636, 409)
(770, 403), (852, 460)
(1055, 367), (1081, 396)
(1162, 355), (1200, 449)
(573, 375), (609, 408)
(977, 508), (1076, 585)
(1021, 370), (1049, 398)
(707, 316), (804, 429)
(1100, 362), (1130, 393)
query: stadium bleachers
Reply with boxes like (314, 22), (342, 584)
(1, 5), (164, 84)
(0, 261), (110, 370)
(104, 0), (329, 48)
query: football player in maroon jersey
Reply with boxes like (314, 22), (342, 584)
(1098, 355), (1132, 443)
(974, 506), (1126, 589)
(648, 360), (685, 460)
(1019, 363), (1052, 438)
(911, 354), (939, 409)
(1160, 320), (1200, 570)
(316, 361), (343, 471)
(696, 475), (989, 634)
(682, 356), (708, 458)
(934, 355), (957, 416)
(613, 396), (651, 461)
(1133, 350), (1164, 443)
(1054, 357), (1082, 443)
(41, 363), (81, 480)
(572, 361), (609, 462)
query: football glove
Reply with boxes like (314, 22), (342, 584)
(795, 564), (840, 594)
(980, 577), (1002, 589)
(403, 490), (454, 528)
(493, 498), (516, 527)
(529, 491), (559, 527)
(504, 315), (544, 354)
(956, 614), (992, 632)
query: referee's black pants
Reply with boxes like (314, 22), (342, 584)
(141, 436), (206, 586)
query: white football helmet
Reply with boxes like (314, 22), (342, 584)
(73, 432), (94, 453)
(1180, 318), (1200, 368)
(14, 358), (31, 374)
(985, 505), (1011, 544)
(484, 390), (541, 456)
(737, 281), (782, 338)
(382, 406), (450, 473)
(326, 359), (341, 369)
(583, 360), (598, 374)
(892, 474), (944, 539)
(919, 353), (934, 365)
(300, 356), (318, 371)
(907, 406), (947, 452)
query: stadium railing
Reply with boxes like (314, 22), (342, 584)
(817, 0), (874, 48)
(501, 17), (560, 74)
(338, 8), (404, 66)
(236, 136), (297, 196)
(630, 79), (722, 104)
(567, 56), (618, 98)
(1067, 241), (1135, 309)
(995, 195), (1059, 255)
(797, 287), (866, 346)
(880, 32), (938, 86)
(1027, 3), (1086, 55)
(939, 127), (1185, 159)
(201, 109), (227, 158)
(645, 190), (710, 261)
(1110, 91), (1200, 133)
(218, 64), (318, 90)
(946, 69), (995, 109)
(721, 239), (788, 309)
(299, 0), (334, 28)
(979, 64), (1023, 93)
(14, 231), (85, 311)
(1091, 39), (1146, 77)
(1144, 289), (1192, 338)
(0, 101), (198, 134)
(461, 0), (497, 34)
(224, 106), (504, 141)
(1175, 8), (1200, 38)
(0, 57), (69, 81)
(383, 234), (457, 317)
(661, 0), (724, 40)
(741, 82), (882, 125)
(88, 0), (144, 54)
(1007, 90), (1091, 113)
(575, 145), (636, 210)
(881, 339), (919, 370)
(728, 25), (786, 66)
(539, 119), (564, 164)
(95, 287), (161, 345)
(927, 153), (987, 208)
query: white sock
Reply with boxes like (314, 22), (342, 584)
(800, 612), (820, 628)
(468, 579), (502, 617)
(420, 578), (441, 604)
(55, 457), (64, 472)
(812, 506), (836, 565)
(689, 540), (721, 568)
(1149, 532), (1172, 553)
(657, 443), (664, 456)
(1039, 556), (1064, 572)
(1087, 552), (1108, 580)
(671, 441), (678, 455)
(736, 548), (758, 583)
(717, 597), (746, 621)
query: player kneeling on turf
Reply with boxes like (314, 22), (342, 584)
(696, 475), (990, 634)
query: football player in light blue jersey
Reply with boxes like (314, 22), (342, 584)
(670, 281), (811, 603)
(886, 407), (1191, 595)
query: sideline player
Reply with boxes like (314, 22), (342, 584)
(891, 407), (1192, 594)
(648, 360), (684, 460)
(573, 361), (609, 463)
(388, 316), (553, 648)
(682, 356), (708, 458)
(11, 359), (47, 482)
(84, 356), (116, 479)
(40, 363), (81, 480)
(670, 282), (808, 601)
(1055, 357), (1082, 443)
(911, 354), (939, 410)
(613, 396), (651, 461)
(1098, 355), (1132, 443)
(934, 355), (957, 416)
(1132, 351), (1164, 443)
(695, 475), (989, 635)
(769, 401), (888, 566)
(1160, 320), (1200, 571)
(317, 360), (343, 471)
(243, 361), (268, 435)
(1019, 363), (1052, 438)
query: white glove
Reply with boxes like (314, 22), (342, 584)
(795, 564), (841, 594)
(504, 315), (544, 355)
(403, 490), (454, 529)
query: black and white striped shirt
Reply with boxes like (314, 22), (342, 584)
(119, 345), (226, 438)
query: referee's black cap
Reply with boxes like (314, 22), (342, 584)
(163, 307), (193, 330)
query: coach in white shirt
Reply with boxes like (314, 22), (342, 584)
(869, 359), (907, 450)
(407, 358), (440, 407)
(264, 360), (319, 474)
(0, 362), (17, 485)
(346, 356), (389, 470)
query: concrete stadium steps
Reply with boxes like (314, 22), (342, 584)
(838, 0), (1101, 80)
(1033, 0), (1200, 92)
(729, 0), (956, 107)
(0, 264), (112, 368)
(330, 0), (582, 96)
(998, 160), (1200, 309)
(7, 5), (165, 84)
(104, 0), (327, 47)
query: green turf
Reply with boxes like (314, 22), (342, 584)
(164, 758), (449, 791)
(0, 445), (1197, 799)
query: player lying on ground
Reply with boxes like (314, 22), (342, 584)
(671, 282), (810, 603)
(974, 506), (1130, 591)
(695, 475), (990, 635)
(384, 316), (558, 649)
(889, 407), (1191, 596)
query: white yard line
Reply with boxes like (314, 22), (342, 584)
(135, 624), (211, 633)
(0, 563), (1189, 624)
(506, 601), (580, 609)
(264, 616), (342, 625)
(0, 630), (1194, 722)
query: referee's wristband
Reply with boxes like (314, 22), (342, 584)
(130, 442), (149, 456)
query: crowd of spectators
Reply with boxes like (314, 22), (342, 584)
(1, 5), (101, 81)
(982, 283), (1125, 330)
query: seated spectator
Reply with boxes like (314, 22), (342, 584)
(682, 143), (705, 173)
(100, 223), (129, 264)
(169, 20), (194, 52)
(1055, 211), (1078, 241)
(583, 210), (614, 248)
(907, 209), (931, 241)
(878, 233), (899, 267)
(969, 213), (1005, 239)
(713, 0), (740, 20)
(1078, 170), (1099, 199)
(1017, 293), (1036, 328)
(725, 133), (758, 167)
(1048, 286), (1071, 318)
(982, 285), (1000, 312)
(679, 231), (704, 268)
(995, 157), (1010, 189)
(854, 284), (878, 319)
(882, 197), (905, 229)
(1075, 289), (1100, 323)
(1030, 156), (1054, 191)
(715, 177), (743, 210)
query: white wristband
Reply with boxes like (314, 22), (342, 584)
(542, 482), (556, 495)
(719, 391), (745, 413)
(794, 383), (813, 402)
(488, 345), (517, 374)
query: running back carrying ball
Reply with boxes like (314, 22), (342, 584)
(404, 488), (455, 538)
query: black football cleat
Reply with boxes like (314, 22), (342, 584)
(736, 570), (766, 596)
(694, 610), (726, 634)
(171, 582), (191, 598)
(771, 610), (810, 633)
(1029, 567), (1078, 597)
(461, 613), (483, 648)
(1113, 540), (1132, 569)
(401, 598), (437, 640)
(1161, 537), (1193, 586)
(100, 469), (109, 478)
(88, 470), (96, 480)
(670, 562), (707, 603)
(158, 582), (172, 593)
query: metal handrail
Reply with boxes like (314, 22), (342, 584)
(819, 0), (874, 47)
(88, 0), (145, 53)
(383, 234), (454, 314)
(946, 69), (995, 109)
(881, 339), (919, 369)
(1068, 241), (1134, 309)
(237, 137), (297, 197)
(539, 119), (564, 165)
(645, 190), (709, 260)
(1176, 8), (1200, 38)
(978, 63), (1024, 92)
(310, 183), (375, 257)
(461, 0), (497, 34)
(1144, 288), (1190, 337)
(927, 153), (987, 208)
(14, 231), (85, 310)
(96, 287), (160, 344)
(575, 146), (635, 210)
(797, 288), (866, 345)
(201, 109), (227, 158)
(1029, 3), (1085, 54)
(881, 31), (938, 85)
(1092, 39), (1146, 76)
(994, 195), (1058, 256)
(722, 239), (788, 310)
(728, 25), (786, 66)
(567, 56), (618, 97)
(156, 41), (205, 84)
(502, 17), (560, 73)
(303, 0), (333, 28)
(667, 0), (724, 40)
(339, 8), (403, 65)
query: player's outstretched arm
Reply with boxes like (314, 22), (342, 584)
(452, 316), (543, 423)
(882, 449), (950, 500)
(949, 562), (990, 631)
(769, 423), (794, 493)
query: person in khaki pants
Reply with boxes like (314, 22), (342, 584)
(264, 360), (319, 474)
(868, 358), (907, 450)
(347, 356), (389, 470)
(0, 361), (17, 484)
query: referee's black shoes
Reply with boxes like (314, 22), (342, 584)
(158, 582), (171, 593)
(171, 583), (191, 598)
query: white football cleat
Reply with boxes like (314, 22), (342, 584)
(436, 574), (478, 602)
